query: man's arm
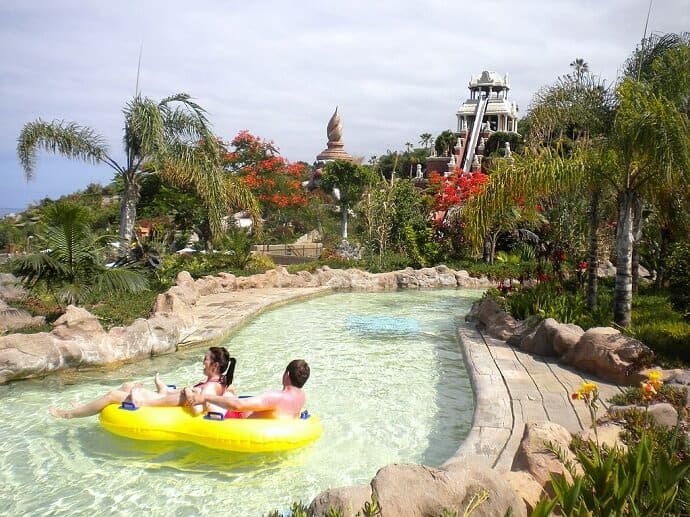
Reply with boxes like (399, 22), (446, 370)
(188, 389), (281, 412)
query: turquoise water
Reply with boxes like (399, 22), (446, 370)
(0, 289), (480, 516)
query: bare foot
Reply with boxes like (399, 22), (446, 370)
(48, 406), (72, 419)
(154, 372), (166, 394)
(129, 386), (143, 408)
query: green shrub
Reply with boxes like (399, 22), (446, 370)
(246, 253), (276, 272)
(156, 253), (240, 285)
(451, 260), (539, 281)
(632, 322), (690, 364)
(532, 433), (690, 516)
(608, 384), (688, 414)
(503, 281), (588, 324)
(667, 242), (690, 318)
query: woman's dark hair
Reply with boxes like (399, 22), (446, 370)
(208, 347), (236, 388)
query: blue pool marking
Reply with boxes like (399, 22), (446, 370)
(345, 315), (421, 335)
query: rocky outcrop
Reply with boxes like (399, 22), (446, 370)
(0, 299), (45, 332)
(472, 298), (652, 385)
(511, 422), (578, 495)
(0, 265), (495, 384)
(561, 328), (651, 384)
(309, 463), (526, 517)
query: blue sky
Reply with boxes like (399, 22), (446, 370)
(1, 0), (688, 212)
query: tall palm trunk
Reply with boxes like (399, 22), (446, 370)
(631, 195), (643, 294)
(119, 172), (141, 246)
(586, 190), (600, 310)
(614, 189), (636, 327)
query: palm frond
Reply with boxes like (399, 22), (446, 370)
(94, 268), (149, 296)
(158, 93), (209, 127)
(17, 120), (108, 178)
(123, 95), (168, 165)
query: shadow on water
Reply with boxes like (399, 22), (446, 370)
(63, 425), (310, 482)
(419, 301), (475, 467)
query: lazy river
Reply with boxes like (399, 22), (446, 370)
(0, 289), (480, 516)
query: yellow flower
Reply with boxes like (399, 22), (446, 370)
(647, 370), (663, 390)
(572, 381), (599, 401)
(581, 381), (598, 394)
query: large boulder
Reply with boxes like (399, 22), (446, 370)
(503, 471), (544, 514)
(152, 291), (196, 328)
(561, 327), (652, 384)
(308, 485), (373, 517)
(518, 319), (557, 356)
(647, 403), (679, 429)
(576, 423), (626, 451)
(551, 322), (584, 356)
(470, 298), (520, 341)
(511, 422), (578, 495)
(0, 300), (45, 332)
(51, 305), (106, 342)
(370, 463), (526, 517)
(0, 332), (60, 382)
(0, 273), (26, 302)
(507, 315), (542, 348)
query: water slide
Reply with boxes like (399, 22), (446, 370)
(461, 94), (489, 172)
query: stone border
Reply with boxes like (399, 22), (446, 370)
(0, 265), (494, 384)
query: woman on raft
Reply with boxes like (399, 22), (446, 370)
(48, 346), (236, 418)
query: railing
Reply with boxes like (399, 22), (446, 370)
(251, 243), (323, 258)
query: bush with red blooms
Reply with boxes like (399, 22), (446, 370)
(223, 130), (308, 211)
(428, 168), (488, 212)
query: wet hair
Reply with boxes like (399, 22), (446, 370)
(285, 359), (310, 388)
(208, 347), (236, 388)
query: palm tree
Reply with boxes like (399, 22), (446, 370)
(569, 58), (589, 84)
(11, 201), (148, 306)
(608, 76), (690, 326)
(419, 133), (433, 149)
(17, 93), (234, 248)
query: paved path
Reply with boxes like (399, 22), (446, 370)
(445, 325), (625, 472)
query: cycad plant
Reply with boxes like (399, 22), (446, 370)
(11, 201), (148, 307)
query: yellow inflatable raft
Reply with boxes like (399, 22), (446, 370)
(99, 404), (322, 453)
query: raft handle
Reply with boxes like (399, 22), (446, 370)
(204, 411), (225, 421)
(120, 401), (138, 411)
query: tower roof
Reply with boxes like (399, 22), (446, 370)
(469, 71), (509, 90)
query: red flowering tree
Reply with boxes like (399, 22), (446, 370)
(427, 168), (489, 258)
(429, 168), (489, 212)
(224, 131), (308, 213)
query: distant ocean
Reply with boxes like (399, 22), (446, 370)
(0, 207), (23, 217)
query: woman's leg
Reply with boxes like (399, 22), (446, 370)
(49, 389), (131, 419)
(130, 387), (184, 408)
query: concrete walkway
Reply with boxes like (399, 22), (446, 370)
(447, 325), (625, 472)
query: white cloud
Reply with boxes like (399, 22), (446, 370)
(0, 0), (688, 209)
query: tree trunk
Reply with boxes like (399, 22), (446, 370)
(586, 190), (600, 310)
(340, 203), (348, 239)
(482, 234), (492, 263)
(631, 194), (643, 294)
(119, 172), (140, 248)
(614, 190), (635, 327)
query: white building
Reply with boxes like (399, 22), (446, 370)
(456, 70), (519, 134)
